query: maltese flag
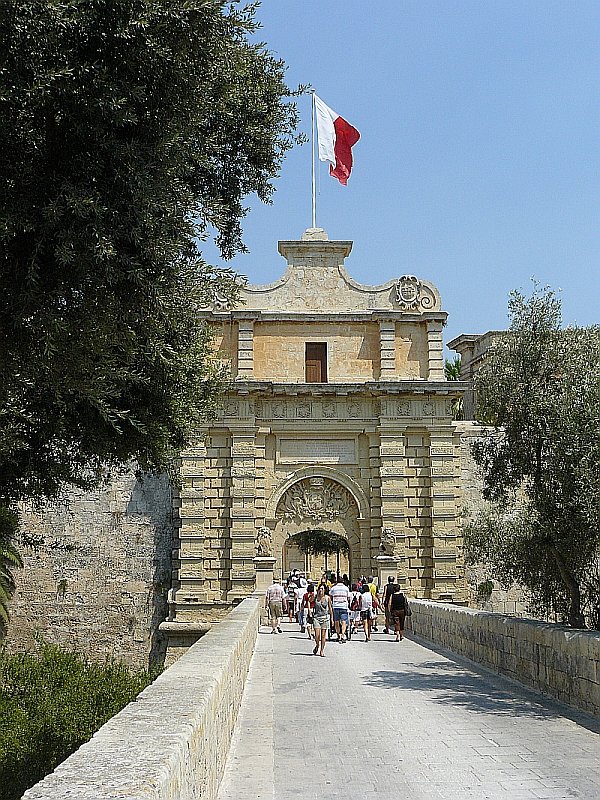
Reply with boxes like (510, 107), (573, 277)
(314, 94), (360, 185)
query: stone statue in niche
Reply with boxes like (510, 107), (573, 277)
(255, 527), (273, 557)
(379, 527), (397, 554)
(277, 477), (352, 523)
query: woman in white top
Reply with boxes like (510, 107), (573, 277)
(359, 584), (373, 642)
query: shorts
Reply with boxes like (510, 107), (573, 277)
(268, 601), (283, 619)
(333, 607), (349, 623)
(313, 616), (329, 630)
(360, 609), (372, 621)
(391, 609), (406, 626)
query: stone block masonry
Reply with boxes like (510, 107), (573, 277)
(22, 594), (261, 800)
(410, 599), (600, 717)
(10, 469), (174, 669)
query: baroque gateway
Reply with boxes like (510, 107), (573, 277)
(169, 228), (468, 630)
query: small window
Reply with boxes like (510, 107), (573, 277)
(305, 342), (327, 383)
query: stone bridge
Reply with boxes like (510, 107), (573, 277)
(23, 600), (600, 800)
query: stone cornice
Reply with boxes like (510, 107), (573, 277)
(200, 310), (448, 323)
(227, 380), (468, 397)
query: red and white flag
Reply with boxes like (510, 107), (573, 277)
(314, 94), (360, 185)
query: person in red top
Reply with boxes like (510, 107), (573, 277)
(301, 583), (316, 640)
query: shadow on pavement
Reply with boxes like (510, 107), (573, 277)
(362, 652), (600, 735)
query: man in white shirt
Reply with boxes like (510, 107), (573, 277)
(265, 581), (285, 633)
(329, 575), (351, 642)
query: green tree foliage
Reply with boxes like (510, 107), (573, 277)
(444, 355), (463, 419)
(0, 508), (21, 627)
(292, 529), (350, 556)
(444, 356), (461, 381)
(468, 287), (600, 627)
(0, 641), (159, 800)
(0, 0), (300, 506)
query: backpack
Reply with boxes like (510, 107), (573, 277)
(350, 593), (360, 611)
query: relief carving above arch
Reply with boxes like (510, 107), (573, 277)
(276, 477), (353, 524)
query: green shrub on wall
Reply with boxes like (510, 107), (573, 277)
(0, 642), (159, 800)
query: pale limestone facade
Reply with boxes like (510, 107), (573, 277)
(170, 229), (469, 626)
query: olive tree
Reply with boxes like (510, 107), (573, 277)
(0, 0), (301, 618)
(467, 287), (600, 627)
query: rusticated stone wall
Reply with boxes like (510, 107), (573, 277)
(410, 599), (600, 717)
(7, 469), (174, 669)
(22, 595), (261, 800)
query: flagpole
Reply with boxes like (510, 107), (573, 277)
(311, 90), (316, 229)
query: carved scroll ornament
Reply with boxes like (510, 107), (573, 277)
(395, 275), (435, 312)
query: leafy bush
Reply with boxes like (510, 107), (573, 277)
(0, 642), (159, 800)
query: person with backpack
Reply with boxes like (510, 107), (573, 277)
(349, 583), (361, 635)
(359, 583), (374, 642)
(381, 575), (396, 634)
(302, 583), (316, 640)
(388, 584), (407, 641)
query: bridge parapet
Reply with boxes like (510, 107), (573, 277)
(410, 599), (600, 717)
(23, 595), (261, 800)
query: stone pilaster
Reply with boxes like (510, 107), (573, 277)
(426, 320), (445, 380)
(236, 319), (254, 379)
(377, 428), (408, 583)
(403, 430), (433, 595)
(379, 320), (396, 379)
(174, 442), (208, 606)
(429, 427), (466, 602)
(227, 429), (259, 601)
(367, 433), (382, 575)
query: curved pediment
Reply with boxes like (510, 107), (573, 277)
(232, 229), (441, 315)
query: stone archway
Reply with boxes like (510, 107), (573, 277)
(273, 475), (361, 580)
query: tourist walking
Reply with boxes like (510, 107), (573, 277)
(302, 583), (316, 639)
(294, 583), (306, 632)
(349, 583), (361, 635)
(367, 576), (379, 631)
(265, 580), (286, 633)
(381, 576), (396, 634)
(286, 580), (296, 622)
(388, 584), (407, 641)
(329, 575), (351, 642)
(311, 584), (333, 656)
(359, 583), (374, 641)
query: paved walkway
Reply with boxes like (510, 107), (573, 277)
(217, 621), (600, 800)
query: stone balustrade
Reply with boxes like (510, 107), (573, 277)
(409, 599), (600, 717)
(23, 595), (261, 800)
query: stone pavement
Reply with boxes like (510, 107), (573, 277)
(217, 620), (600, 800)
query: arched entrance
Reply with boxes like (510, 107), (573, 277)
(272, 475), (362, 580)
(283, 529), (351, 579)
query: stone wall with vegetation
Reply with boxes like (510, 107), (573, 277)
(7, 470), (174, 669)
(410, 599), (600, 717)
(22, 595), (261, 800)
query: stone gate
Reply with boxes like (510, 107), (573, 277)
(168, 228), (469, 630)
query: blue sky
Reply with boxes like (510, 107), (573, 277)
(204, 1), (600, 350)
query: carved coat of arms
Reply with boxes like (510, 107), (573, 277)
(277, 477), (352, 523)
